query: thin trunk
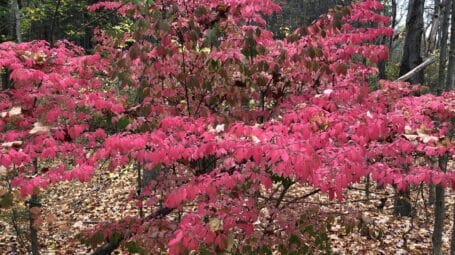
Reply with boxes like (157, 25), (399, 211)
(399, 0), (425, 84)
(29, 159), (40, 255)
(432, 153), (448, 255)
(29, 194), (40, 255)
(394, 162), (412, 217)
(389, 0), (397, 50)
(427, 0), (441, 54)
(10, 0), (22, 42)
(438, 0), (451, 93)
(49, 0), (62, 47)
(378, 35), (386, 79)
(447, 0), (455, 90)
(2, 68), (11, 90)
(429, 183), (435, 204)
(394, 189), (412, 217)
(136, 163), (144, 218)
(451, 199), (455, 254)
(7, 174), (26, 248)
(378, 60), (386, 79)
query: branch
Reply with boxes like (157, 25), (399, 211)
(281, 188), (321, 208)
(395, 56), (436, 82)
(90, 207), (174, 255)
(144, 207), (173, 221)
(92, 241), (119, 255)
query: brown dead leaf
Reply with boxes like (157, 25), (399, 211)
(0, 166), (8, 176)
(29, 122), (50, 135)
(30, 207), (41, 216)
(1, 141), (23, 148)
(44, 213), (57, 223)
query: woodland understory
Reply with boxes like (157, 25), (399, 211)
(0, 0), (455, 254)
(1, 165), (455, 254)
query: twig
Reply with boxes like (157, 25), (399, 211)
(402, 184), (423, 249)
(282, 188), (321, 208)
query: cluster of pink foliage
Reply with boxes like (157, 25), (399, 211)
(0, 0), (454, 253)
(0, 40), (123, 195)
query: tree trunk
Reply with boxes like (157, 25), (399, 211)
(427, 0), (441, 54)
(432, 153), (448, 255)
(365, 173), (370, 200)
(29, 159), (40, 255)
(29, 194), (40, 255)
(429, 183), (435, 205)
(394, 0), (427, 214)
(389, 0), (397, 51)
(1, 68), (11, 90)
(378, 33), (387, 79)
(10, 0), (22, 43)
(394, 189), (412, 217)
(451, 200), (455, 254)
(438, 0), (451, 94)
(49, 0), (62, 47)
(447, 0), (455, 90)
(432, 185), (445, 254)
(399, 0), (425, 84)
(136, 163), (144, 218)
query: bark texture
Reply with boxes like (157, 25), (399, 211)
(10, 0), (22, 43)
(447, 0), (455, 90)
(432, 153), (448, 255)
(399, 0), (425, 84)
(438, 0), (451, 93)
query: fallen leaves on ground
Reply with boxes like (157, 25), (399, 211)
(0, 167), (454, 254)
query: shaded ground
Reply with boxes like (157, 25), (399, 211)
(0, 167), (454, 254)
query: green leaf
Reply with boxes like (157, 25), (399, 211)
(203, 80), (212, 91)
(289, 234), (300, 245)
(271, 174), (293, 187)
(85, 231), (104, 249)
(204, 25), (223, 48)
(125, 241), (146, 254)
(116, 117), (130, 131)
(110, 232), (123, 244)
(260, 245), (273, 255)
(241, 47), (258, 58)
(199, 246), (212, 255)
(188, 75), (200, 88)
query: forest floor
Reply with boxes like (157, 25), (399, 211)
(0, 166), (454, 255)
